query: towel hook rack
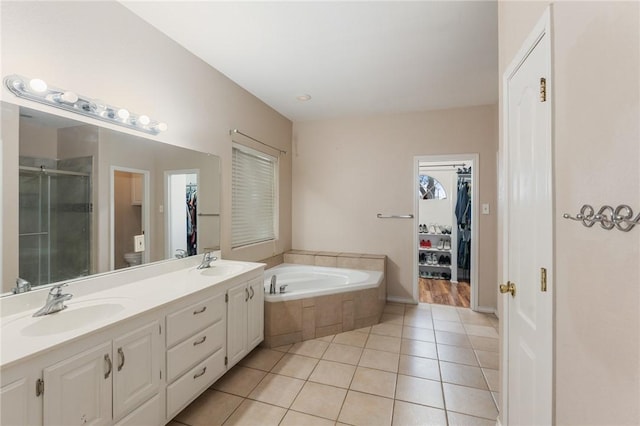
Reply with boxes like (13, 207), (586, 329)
(563, 204), (639, 232)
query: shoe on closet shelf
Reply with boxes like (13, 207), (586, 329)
(425, 239), (432, 248)
(437, 239), (445, 250)
(419, 224), (424, 233)
(428, 224), (437, 234)
(443, 240), (451, 250)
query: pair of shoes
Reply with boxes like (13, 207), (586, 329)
(442, 272), (451, 280)
(437, 239), (445, 250)
(437, 255), (451, 265)
(428, 223), (438, 234)
(439, 225), (452, 235)
(420, 239), (432, 248)
(419, 252), (427, 264)
(443, 240), (451, 250)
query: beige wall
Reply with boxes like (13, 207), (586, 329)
(499, 1), (640, 424)
(292, 105), (498, 309)
(0, 1), (293, 284)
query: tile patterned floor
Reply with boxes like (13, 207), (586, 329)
(170, 303), (499, 426)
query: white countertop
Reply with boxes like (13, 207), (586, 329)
(0, 258), (264, 369)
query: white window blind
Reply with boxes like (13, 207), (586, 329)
(232, 145), (277, 248)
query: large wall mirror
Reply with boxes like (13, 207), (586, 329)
(2, 104), (221, 294)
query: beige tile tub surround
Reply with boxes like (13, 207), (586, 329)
(263, 251), (387, 348)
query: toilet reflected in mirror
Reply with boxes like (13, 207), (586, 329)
(112, 169), (148, 270)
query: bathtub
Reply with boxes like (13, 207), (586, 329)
(264, 264), (383, 302)
(262, 263), (386, 347)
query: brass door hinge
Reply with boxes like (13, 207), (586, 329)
(35, 378), (44, 397)
(541, 267), (548, 292)
(224, 356), (228, 366)
(225, 294), (229, 303)
(540, 77), (547, 102)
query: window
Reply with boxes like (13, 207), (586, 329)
(418, 175), (447, 200)
(232, 144), (278, 248)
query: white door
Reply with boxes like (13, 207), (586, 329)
(113, 321), (161, 421)
(247, 277), (264, 349)
(227, 283), (249, 367)
(502, 9), (553, 426)
(43, 342), (113, 426)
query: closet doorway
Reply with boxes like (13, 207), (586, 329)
(165, 170), (199, 259)
(413, 154), (478, 310)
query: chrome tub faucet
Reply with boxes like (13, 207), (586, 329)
(196, 251), (217, 269)
(269, 275), (277, 294)
(33, 284), (73, 317)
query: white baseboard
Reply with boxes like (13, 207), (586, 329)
(386, 296), (417, 305)
(496, 415), (502, 426)
(475, 305), (498, 315)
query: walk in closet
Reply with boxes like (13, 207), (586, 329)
(417, 161), (473, 307)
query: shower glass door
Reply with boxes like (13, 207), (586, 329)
(19, 164), (91, 286)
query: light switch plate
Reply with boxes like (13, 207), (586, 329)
(482, 203), (490, 215)
(134, 234), (145, 252)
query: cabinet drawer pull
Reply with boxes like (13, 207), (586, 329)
(193, 366), (207, 379)
(193, 306), (207, 315)
(249, 286), (255, 299)
(193, 336), (207, 346)
(117, 347), (125, 371)
(104, 354), (112, 379)
(245, 288), (249, 302)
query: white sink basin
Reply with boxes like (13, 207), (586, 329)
(194, 263), (246, 277)
(2, 298), (130, 337)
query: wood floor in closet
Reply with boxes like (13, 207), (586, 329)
(419, 278), (471, 307)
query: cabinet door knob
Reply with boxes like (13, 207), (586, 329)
(117, 347), (125, 371)
(193, 306), (207, 315)
(193, 336), (207, 346)
(104, 354), (112, 379)
(193, 366), (207, 379)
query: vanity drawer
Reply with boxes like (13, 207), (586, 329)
(166, 347), (226, 419)
(166, 319), (225, 382)
(166, 293), (225, 347)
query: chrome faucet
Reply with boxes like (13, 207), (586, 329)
(12, 277), (31, 294)
(196, 251), (217, 269)
(33, 284), (73, 317)
(269, 275), (277, 294)
(175, 249), (187, 259)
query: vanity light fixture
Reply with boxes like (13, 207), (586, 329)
(4, 74), (167, 135)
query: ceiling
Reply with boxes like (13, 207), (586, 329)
(121, 1), (498, 122)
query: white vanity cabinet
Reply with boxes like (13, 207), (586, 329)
(165, 293), (227, 419)
(42, 320), (161, 426)
(43, 342), (113, 426)
(1, 375), (34, 425)
(227, 277), (264, 368)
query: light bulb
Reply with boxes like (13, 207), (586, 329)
(29, 78), (48, 93)
(117, 108), (130, 120)
(156, 122), (168, 132)
(58, 91), (78, 104)
(138, 115), (150, 126)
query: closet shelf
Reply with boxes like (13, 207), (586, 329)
(418, 247), (451, 253)
(418, 263), (451, 269)
(418, 233), (451, 237)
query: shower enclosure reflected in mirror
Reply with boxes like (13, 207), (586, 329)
(2, 104), (221, 294)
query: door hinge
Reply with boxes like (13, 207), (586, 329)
(540, 77), (547, 102)
(224, 356), (228, 366)
(35, 378), (44, 397)
(225, 293), (229, 303)
(541, 267), (548, 292)
(159, 324), (162, 335)
(160, 370), (162, 380)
